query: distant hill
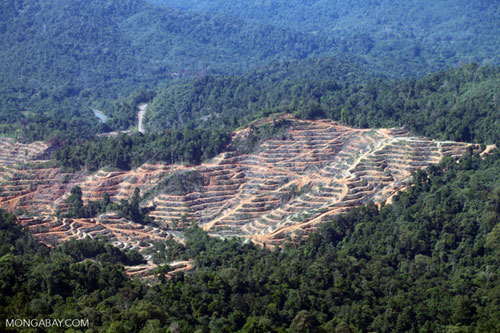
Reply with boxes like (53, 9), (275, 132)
(149, 0), (500, 77)
(45, 62), (498, 173)
(1, 0), (499, 145)
(0, 0), (337, 140)
(0, 0), (334, 94)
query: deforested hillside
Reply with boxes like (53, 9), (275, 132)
(1, 143), (499, 332)
(13, 62), (494, 176)
(0, 118), (482, 247)
(2, 0), (500, 331)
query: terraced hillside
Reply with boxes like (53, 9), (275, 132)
(146, 120), (477, 245)
(16, 213), (170, 250)
(0, 119), (478, 247)
(0, 138), (48, 165)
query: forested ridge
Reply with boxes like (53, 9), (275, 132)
(146, 62), (500, 145)
(1, 0), (499, 143)
(0, 0), (334, 91)
(54, 128), (231, 171)
(1, 149), (500, 332)
(149, 0), (500, 77)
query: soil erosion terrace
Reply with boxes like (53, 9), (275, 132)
(0, 119), (479, 247)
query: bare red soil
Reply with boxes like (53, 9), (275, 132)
(0, 119), (481, 248)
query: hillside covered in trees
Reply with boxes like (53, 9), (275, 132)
(0, 0), (337, 141)
(146, 62), (500, 145)
(1, 0), (499, 143)
(150, 0), (500, 77)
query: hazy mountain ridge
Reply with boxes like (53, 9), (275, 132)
(1, 0), (499, 142)
(150, 0), (500, 76)
(0, 0), (335, 94)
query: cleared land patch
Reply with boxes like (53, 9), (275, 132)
(0, 119), (479, 248)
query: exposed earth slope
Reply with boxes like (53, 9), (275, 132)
(0, 119), (477, 247)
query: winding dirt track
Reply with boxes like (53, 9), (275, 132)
(137, 103), (148, 134)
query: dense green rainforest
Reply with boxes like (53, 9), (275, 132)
(1, 0), (500, 332)
(150, 0), (500, 77)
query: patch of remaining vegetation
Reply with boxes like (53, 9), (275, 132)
(231, 119), (292, 154)
(279, 182), (313, 204)
(148, 170), (207, 198)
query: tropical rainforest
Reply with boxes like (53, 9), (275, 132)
(0, 0), (500, 331)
